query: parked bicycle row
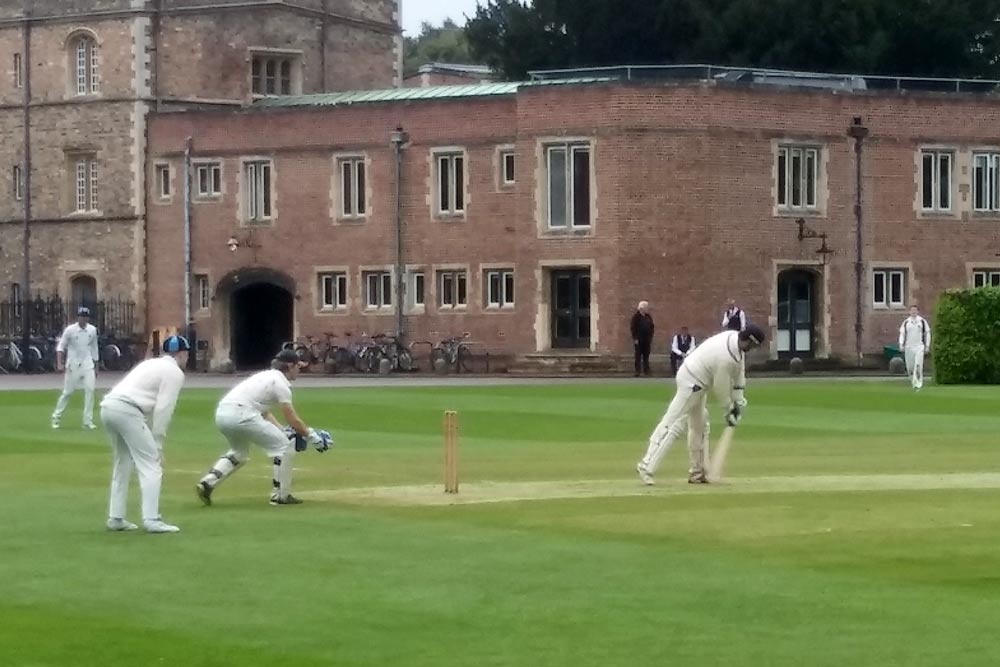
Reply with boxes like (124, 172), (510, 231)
(282, 331), (475, 374)
(0, 335), (139, 374)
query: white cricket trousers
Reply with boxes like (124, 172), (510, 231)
(639, 366), (711, 476)
(214, 403), (295, 490)
(101, 397), (163, 522)
(904, 344), (925, 389)
(52, 366), (96, 426)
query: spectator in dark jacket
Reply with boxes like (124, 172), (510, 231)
(630, 301), (655, 377)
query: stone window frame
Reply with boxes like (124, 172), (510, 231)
(315, 267), (350, 314)
(193, 159), (224, 202)
(871, 266), (909, 310)
(430, 147), (468, 220)
(360, 265), (395, 314)
(536, 137), (596, 236)
(332, 153), (370, 223)
(435, 264), (470, 311)
(66, 29), (100, 98)
(193, 272), (212, 313)
(405, 265), (426, 314)
(13, 52), (23, 89)
(496, 144), (515, 190)
(774, 142), (825, 216)
(153, 162), (173, 204)
(238, 157), (276, 226)
(971, 148), (1000, 216)
(917, 147), (955, 216)
(249, 48), (304, 99)
(67, 151), (99, 216)
(481, 264), (515, 311)
(13, 164), (23, 201)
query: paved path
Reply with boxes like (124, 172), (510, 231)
(0, 371), (906, 391)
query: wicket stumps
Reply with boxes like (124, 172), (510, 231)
(443, 410), (459, 494)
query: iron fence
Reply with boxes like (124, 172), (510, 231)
(0, 295), (138, 338)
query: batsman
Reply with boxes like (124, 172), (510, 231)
(636, 324), (765, 485)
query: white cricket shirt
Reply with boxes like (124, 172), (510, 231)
(679, 330), (746, 393)
(218, 369), (293, 413)
(898, 316), (931, 349)
(103, 355), (185, 443)
(57, 323), (99, 370)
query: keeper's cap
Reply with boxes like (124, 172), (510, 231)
(739, 324), (766, 346)
(163, 335), (191, 353)
(274, 349), (300, 364)
(77, 306), (91, 316)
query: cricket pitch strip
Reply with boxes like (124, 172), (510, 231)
(302, 472), (1000, 507)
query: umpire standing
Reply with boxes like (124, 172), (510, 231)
(630, 301), (655, 377)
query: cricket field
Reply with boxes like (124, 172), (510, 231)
(1, 377), (998, 666)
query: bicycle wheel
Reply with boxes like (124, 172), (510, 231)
(430, 348), (449, 373)
(396, 347), (414, 372)
(457, 346), (473, 373)
(328, 347), (353, 373)
(103, 344), (122, 371)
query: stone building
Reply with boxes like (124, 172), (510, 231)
(145, 68), (1000, 370)
(0, 0), (399, 327)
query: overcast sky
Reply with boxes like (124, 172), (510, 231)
(402, 0), (484, 35)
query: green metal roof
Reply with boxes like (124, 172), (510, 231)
(250, 78), (613, 110)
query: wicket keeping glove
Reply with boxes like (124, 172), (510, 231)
(307, 428), (334, 453)
(283, 425), (309, 452)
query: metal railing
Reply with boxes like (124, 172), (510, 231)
(0, 295), (137, 338)
(528, 64), (1000, 95)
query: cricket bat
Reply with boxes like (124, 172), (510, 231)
(707, 426), (736, 481)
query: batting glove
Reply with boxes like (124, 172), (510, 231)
(726, 405), (743, 427)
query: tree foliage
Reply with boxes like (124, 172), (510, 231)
(466, 0), (1000, 80)
(403, 19), (477, 75)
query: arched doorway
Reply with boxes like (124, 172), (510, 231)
(214, 267), (296, 370)
(70, 274), (97, 311)
(231, 283), (293, 369)
(776, 269), (817, 358)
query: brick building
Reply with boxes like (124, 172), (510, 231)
(145, 69), (1000, 370)
(0, 0), (400, 329)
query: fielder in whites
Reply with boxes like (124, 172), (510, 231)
(196, 349), (331, 507)
(100, 335), (189, 533)
(899, 305), (931, 391)
(52, 306), (100, 430)
(637, 324), (765, 485)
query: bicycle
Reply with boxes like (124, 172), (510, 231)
(372, 333), (414, 372)
(430, 332), (473, 373)
(0, 338), (23, 374)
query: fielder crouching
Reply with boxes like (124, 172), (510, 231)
(196, 349), (331, 507)
(636, 324), (765, 485)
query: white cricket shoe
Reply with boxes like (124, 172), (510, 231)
(83, 423), (97, 430)
(636, 462), (655, 486)
(106, 517), (138, 531)
(144, 518), (180, 534)
(51, 420), (60, 430)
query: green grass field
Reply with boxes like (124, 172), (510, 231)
(2, 379), (1000, 667)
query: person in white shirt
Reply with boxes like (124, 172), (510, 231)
(721, 299), (747, 332)
(196, 349), (326, 506)
(52, 306), (100, 430)
(637, 324), (765, 485)
(100, 335), (189, 534)
(898, 305), (931, 391)
(670, 327), (697, 376)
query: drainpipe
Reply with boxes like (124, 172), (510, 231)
(848, 117), (869, 366)
(20, 2), (31, 349)
(183, 137), (193, 333)
(391, 126), (409, 340)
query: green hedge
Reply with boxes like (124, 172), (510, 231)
(933, 288), (1000, 384)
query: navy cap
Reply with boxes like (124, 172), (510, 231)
(274, 349), (300, 364)
(739, 324), (766, 346)
(163, 335), (191, 353)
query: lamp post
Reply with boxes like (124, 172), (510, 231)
(391, 126), (409, 340)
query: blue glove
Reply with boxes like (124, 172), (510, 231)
(307, 428), (334, 453)
(283, 425), (308, 452)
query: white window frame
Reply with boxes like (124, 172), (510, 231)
(409, 271), (425, 309)
(73, 156), (98, 213)
(973, 151), (1000, 213)
(195, 162), (223, 198)
(72, 35), (99, 96)
(438, 270), (468, 309)
(777, 145), (819, 211)
(485, 269), (514, 309)
(318, 272), (348, 311)
(545, 143), (591, 229)
(872, 269), (906, 309)
(501, 149), (515, 186)
(920, 150), (952, 212)
(243, 160), (273, 222)
(155, 164), (171, 200)
(435, 152), (465, 216)
(339, 157), (367, 219)
(11, 283), (21, 317)
(13, 165), (22, 201)
(13, 52), (23, 89)
(251, 52), (300, 97)
(194, 274), (211, 311)
(973, 269), (1000, 288)
(363, 271), (393, 310)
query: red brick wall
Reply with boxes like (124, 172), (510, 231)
(148, 82), (1000, 364)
